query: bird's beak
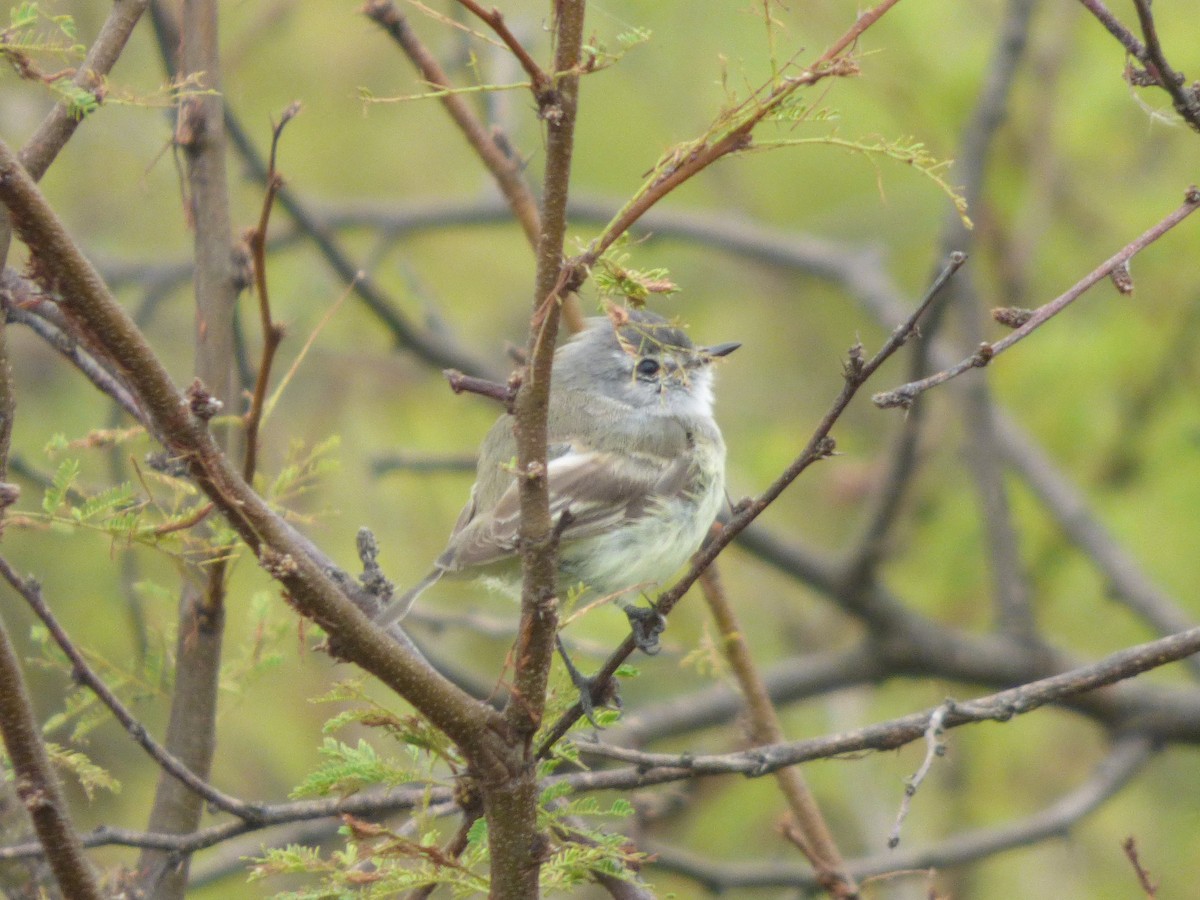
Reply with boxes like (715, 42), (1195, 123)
(703, 341), (741, 359)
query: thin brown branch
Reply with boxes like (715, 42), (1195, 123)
(364, 0), (541, 248)
(874, 187), (1200, 409)
(1122, 835), (1159, 898)
(570, 625), (1200, 780)
(570, 0), (905, 272)
(0, 785), (451, 860)
(18, 0), (152, 181)
(0, 612), (101, 900)
(1130, 0), (1200, 131)
(443, 368), (517, 410)
(645, 735), (1152, 889)
(699, 564), (857, 897)
(0, 556), (264, 822)
(452, 0), (553, 97)
(243, 102), (300, 484)
(148, 2), (491, 377)
(1074, 0), (1147, 59)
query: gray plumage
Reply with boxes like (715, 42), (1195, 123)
(375, 309), (737, 629)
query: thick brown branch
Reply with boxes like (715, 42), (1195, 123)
(0, 134), (495, 759)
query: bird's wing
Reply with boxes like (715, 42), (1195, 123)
(438, 444), (688, 571)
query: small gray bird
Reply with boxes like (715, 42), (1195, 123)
(375, 308), (738, 653)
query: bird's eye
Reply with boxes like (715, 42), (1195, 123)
(636, 358), (661, 378)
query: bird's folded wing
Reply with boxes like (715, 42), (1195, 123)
(439, 446), (688, 571)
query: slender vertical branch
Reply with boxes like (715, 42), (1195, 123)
(139, 2), (239, 895)
(243, 104), (299, 484)
(700, 564), (858, 898)
(0, 606), (101, 900)
(362, 1), (585, 332)
(482, 2), (588, 896)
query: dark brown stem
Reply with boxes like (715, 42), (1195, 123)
(1130, 0), (1200, 131)
(0, 609), (101, 899)
(243, 103), (300, 484)
(1122, 835), (1159, 899)
(1074, 0), (1148, 59)
(444, 369), (517, 410)
(453, 0), (554, 96)
(1074, 0), (1200, 131)
(363, 0), (541, 248)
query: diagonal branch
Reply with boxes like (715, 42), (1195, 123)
(0, 556), (265, 823)
(0, 133), (495, 754)
(874, 187), (1200, 409)
(363, 0), (542, 249)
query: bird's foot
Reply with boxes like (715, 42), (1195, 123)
(624, 603), (667, 655)
(556, 635), (619, 729)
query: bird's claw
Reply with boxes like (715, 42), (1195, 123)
(624, 604), (667, 655)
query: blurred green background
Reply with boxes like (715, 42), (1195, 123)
(2, 1), (1199, 897)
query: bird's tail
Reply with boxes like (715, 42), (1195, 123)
(373, 568), (443, 630)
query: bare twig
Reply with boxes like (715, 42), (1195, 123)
(1122, 835), (1159, 898)
(452, 0), (553, 98)
(570, 626), (1200, 781)
(17, 0), (151, 181)
(874, 187), (1200, 409)
(646, 735), (1153, 890)
(1129, 0), (1200, 131)
(0, 556), (265, 823)
(887, 702), (949, 848)
(363, 0), (541, 248)
(443, 368), (517, 410)
(0, 785), (450, 860)
(243, 102), (301, 484)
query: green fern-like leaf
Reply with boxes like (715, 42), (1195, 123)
(290, 738), (421, 799)
(42, 458), (79, 514)
(46, 743), (120, 800)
